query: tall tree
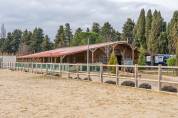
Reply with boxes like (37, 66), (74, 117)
(3, 32), (13, 54)
(0, 38), (5, 54)
(92, 22), (100, 34)
(168, 11), (178, 54)
(122, 18), (135, 43)
(10, 29), (22, 54)
(71, 27), (83, 46)
(19, 30), (32, 55)
(64, 23), (72, 47)
(158, 32), (169, 54)
(101, 22), (113, 42)
(41, 35), (53, 51)
(30, 28), (44, 53)
(86, 27), (90, 32)
(54, 25), (65, 48)
(148, 10), (163, 65)
(145, 9), (152, 48)
(134, 9), (146, 48)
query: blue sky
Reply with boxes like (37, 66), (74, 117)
(0, 0), (177, 39)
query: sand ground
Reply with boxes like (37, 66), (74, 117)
(0, 70), (178, 118)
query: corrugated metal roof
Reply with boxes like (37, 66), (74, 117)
(18, 41), (130, 58)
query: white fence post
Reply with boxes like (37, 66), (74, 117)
(100, 64), (103, 83)
(46, 63), (48, 74)
(116, 65), (119, 85)
(77, 65), (79, 79)
(135, 64), (138, 87)
(60, 63), (62, 77)
(68, 64), (70, 79)
(158, 64), (162, 91)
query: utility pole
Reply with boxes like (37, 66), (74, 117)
(87, 37), (90, 80)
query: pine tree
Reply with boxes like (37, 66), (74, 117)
(168, 11), (178, 54)
(3, 32), (13, 54)
(122, 18), (135, 43)
(101, 22), (113, 42)
(92, 22), (100, 34)
(11, 29), (22, 54)
(30, 28), (44, 53)
(86, 27), (90, 32)
(19, 30), (32, 55)
(158, 32), (169, 54)
(145, 9), (152, 48)
(71, 27), (83, 46)
(148, 10), (163, 65)
(134, 9), (146, 48)
(54, 25), (65, 48)
(41, 35), (53, 51)
(64, 23), (72, 47)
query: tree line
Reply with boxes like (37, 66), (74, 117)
(0, 9), (178, 62)
(122, 9), (178, 65)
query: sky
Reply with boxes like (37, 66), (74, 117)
(0, 0), (177, 39)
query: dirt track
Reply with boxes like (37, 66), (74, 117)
(0, 70), (178, 118)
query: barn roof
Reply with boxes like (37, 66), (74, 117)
(18, 41), (132, 59)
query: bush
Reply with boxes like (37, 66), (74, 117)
(166, 57), (176, 66)
(161, 86), (177, 93)
(139, 83), (151, 89)
(121, 81), (135, 87)
(104, 80), (116, 85)
(108, 51), (117, 73)
(138, 47), (146, 65)
(74, 77), (82, 80)
(68, 77), (73, 79)
(83, 77), (92, 81)
(54, 73), (60, 77)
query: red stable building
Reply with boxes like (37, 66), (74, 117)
(17, 41), (139, 65)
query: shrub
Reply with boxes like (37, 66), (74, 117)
(138, 47), (146, 65)
(121, 81), (135, 87)
(108, 51), (117, 73)
(54, 73), (60, 77)
(68, 77), (73, 79)
(104, 80), (116, 85)
(139, 83), (151, 89)
(83, 77), (92, 81)
(74, 77), (82, 80)
(166, 57), (176, 66)
(161, 86), (177, 93)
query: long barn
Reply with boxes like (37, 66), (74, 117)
(17, 41), (138, 65)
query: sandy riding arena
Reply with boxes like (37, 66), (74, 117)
(0, 70), (178, 118)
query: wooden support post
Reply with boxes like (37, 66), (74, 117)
(134, 64), (138, 87)
(92, 52), (94, 64)
(100, 64), (103, 83)
(116, 65), (119, 85)
(158, 64), (162, 91)
(132, 47), (135, 64)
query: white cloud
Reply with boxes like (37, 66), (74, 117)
(0, 0), (177, 39)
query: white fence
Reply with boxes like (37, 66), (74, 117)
(1, 62), (178, 93)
